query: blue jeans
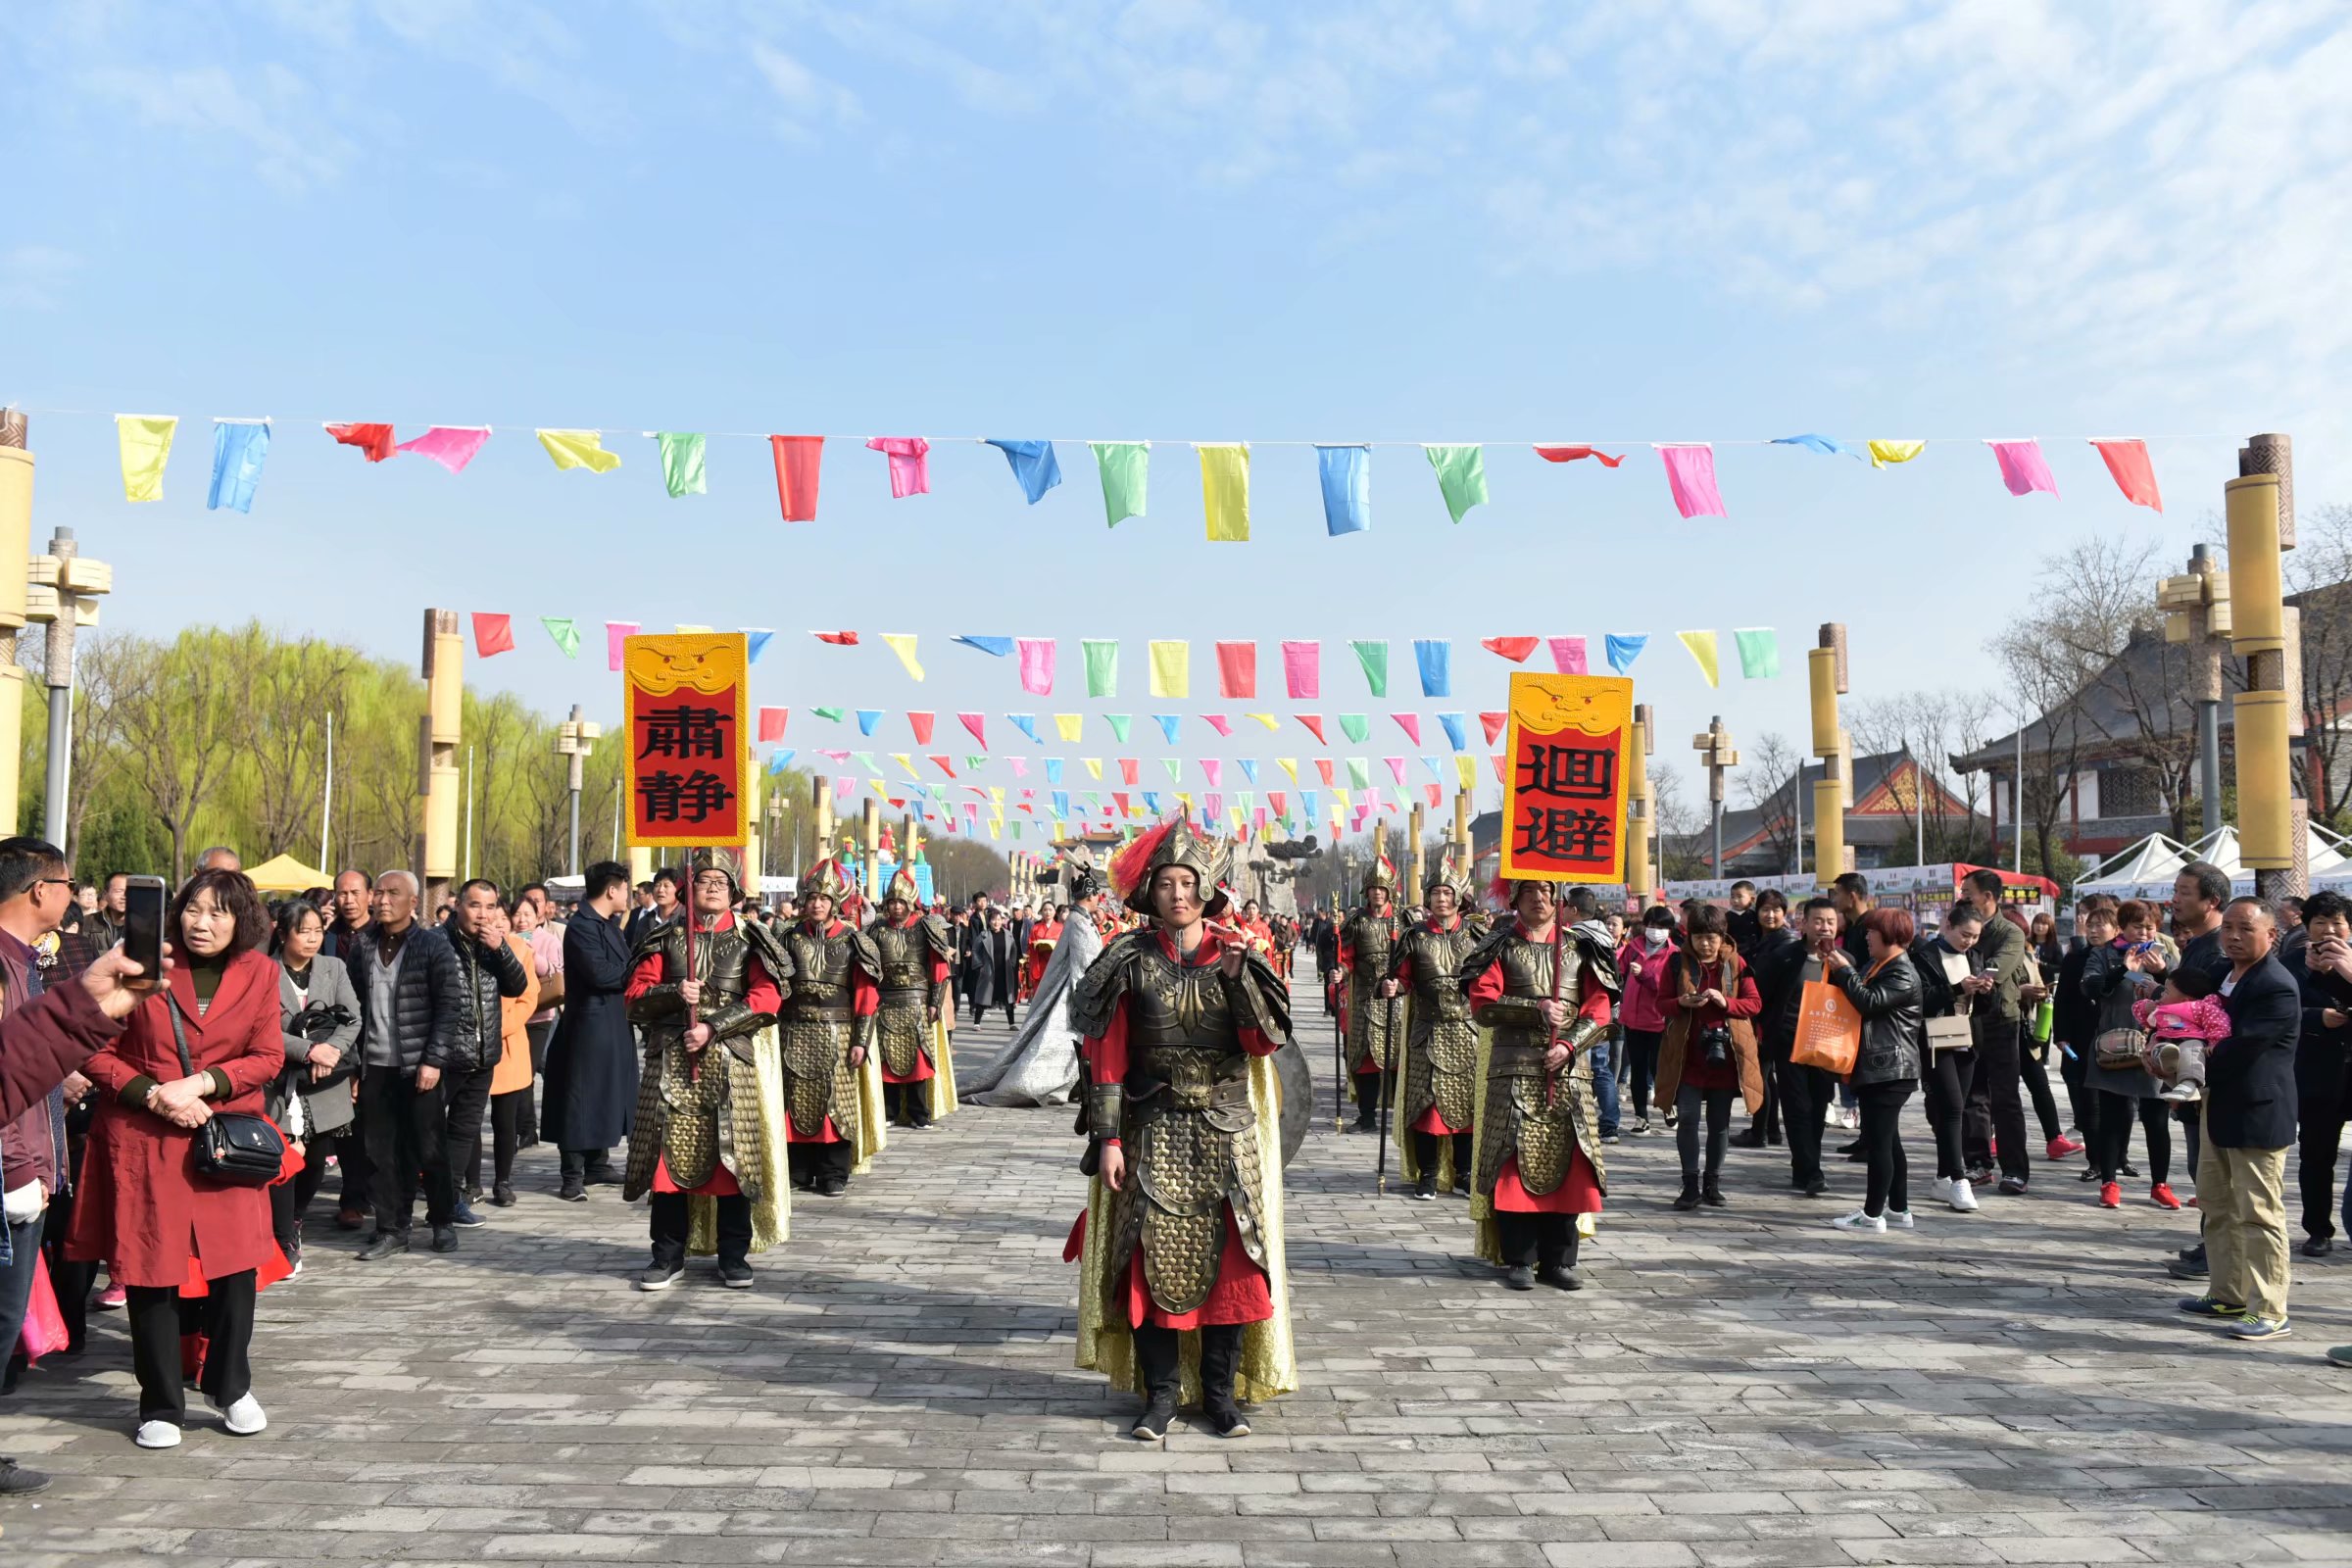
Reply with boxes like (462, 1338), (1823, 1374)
(1588, 1036), (1621, 1136)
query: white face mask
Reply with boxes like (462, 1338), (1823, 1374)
(1643, 927), (1671, 949)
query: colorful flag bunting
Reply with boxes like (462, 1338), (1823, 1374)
(1771, 433), (1860, 460)
(1238, 759), (1259, 783)
(1735, 627), (1780, 679)
(1162, 759), (1183, 784)
(1008, 713), (1040, 743)
(1605, 633), (1647, 672)
(1316, 759), (1336, 786)
(206, 419), (270, 513)
(1867, 439), (1926, 468)
(1082, 638), (1118, 698)
(1054, 713), (1083, 742)
(471, 612), (514, 658)
(759, 708), (790, 742)
(2090, 438), (2162, 512)
(1149, 640), (1190, 698)
(606, 621), (639, 671)
(1547, 635), (1588, 674)
(1154, 714), (1181, 743)
(931, 756), (956, 778)
(1083, 759), (1102, 781)
(1315, 444), (1371, 535)
(1277, 760), (1298, 785)
(814, 708), (845, 722)
(1091, 441), (1149, 527)
(1479, 711), (1506, 745)
(1986, 439), (2059, 498)
(1104, 713), (1132, 743)
(1118, 759), (1140, 785)
(1203, 714), (1232, 737)
(1423, 445), (1488, 523)
(1414, 639), (1451, 697)
(1346, 758), (1371, 790)
(538, 428), (620, 473)
(1246, 713), (1278, 732)
(742, 629), (775, 662)
(866, 436), (931, 497)
(769, 750), (796, 773)
(1197, 443), (1250, 542)
(987, 438), (1062, 503)
(1393, 713), (1421, 744)
(1534, 444), (1625, 466)
(326, 421), (395, 462)
(1437, 712), (1468, 751)
(881, 633), (924, 681)
(1297, 714), (1327, 744)
(1350, 640), (1389, 697)
(1281, 640), (1320, 699)
(813, 630), (859, 646)
(857, 710), (883, 736)
(769, 434), (823, 520)
(1046, 759), (1064, 784)
(542, 616), (580, 657)
(1455, 754), (1477, 790)
(1338, 713), (1369, 744)
(1200, 759), (1222, 787)
(1481, 636), (1539, 662)
(649, 431), (706, 497)
(1215, 641), (1256, 699)
(955, 634), (1014, 657)
(1656, 444), (1727, 518)
(115, 415), (177, 502)
(1385, 757), (1407, 784)
(907, 712), (935, 745)
(1678, 629), (1721, 687)
(1015, 636), (1056, 695)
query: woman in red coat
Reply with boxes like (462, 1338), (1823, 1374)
(70, 868), (282, 1449)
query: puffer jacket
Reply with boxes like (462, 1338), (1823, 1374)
(448, 929), (529, 1074)
(347, 921), (462, 1076)
(1833, 950), (1923, 1088)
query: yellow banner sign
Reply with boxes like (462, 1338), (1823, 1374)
(1497, 672), (1632, 884)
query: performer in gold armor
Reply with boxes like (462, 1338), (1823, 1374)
(1073, 817), (1296, 1442)
(1383, 847), (1481, 1200)
(868, 866), (955, 1130)
(622, 862), (789, 1291)
(1462, 879), (1620, 1292)
(775, 857), (881, 1198)
(1337, 859), (1403, 1133)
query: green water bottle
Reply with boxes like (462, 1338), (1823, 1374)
(2031, 995), (2055, 1046)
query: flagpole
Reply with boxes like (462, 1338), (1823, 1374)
(318, 709), (335, 870)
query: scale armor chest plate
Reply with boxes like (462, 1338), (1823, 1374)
(1474, 932), (1605, 1200)
(625, 925), (768, 1199)
(1344, 911), (1401, 1070)
(1400, 923), (1481, 1131)
(868, 922), (935, 1078)
(778, 924), (860, 1141)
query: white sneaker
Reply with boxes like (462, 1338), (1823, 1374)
(1946, 1178), (1980, 1213)
(208, 1394), (267, 1435)
(1833, 1208), (1886, 1233)
(1885, 1208), (1916, 1230)
(135, 1419), (181, 1449)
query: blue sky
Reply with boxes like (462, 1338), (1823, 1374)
(6, 1), (2349, 838)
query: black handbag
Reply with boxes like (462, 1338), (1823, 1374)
(167, 992), (286, 1187)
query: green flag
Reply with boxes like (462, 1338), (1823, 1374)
(1083, 638), (1119, 698)
(1350, 640), (1390, 697)
(1163, 759), (1183, 784)
(814, 707), (844, 722)
(656, 431), (707, 498)
(966, 756), (986, 771)
(1424, 444), (1488, 524)
(1735, 627), (1782, 679)
(1105, 713), (1132, 743)
(1346, 758), (1371, 790)
(1338, 713), (1369, 743)
(540, 616), (580, 658)
(1091, 441), (1149, 527)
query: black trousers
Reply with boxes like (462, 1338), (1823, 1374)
(2091, 1089), (2171, 1186)
(487, 1090), (531, 1187)
(1675, 1085), (1734, 1186)
(125, 1270), (255, 1425)
(560, 1147), (616, 1182)
(1352, 1069), (1383, 1124)
(1923, 1046), (1973, 1180)
(2062, 1042), (2098, 1148)
(360, 1068), (454, 1233)
(335, 1124), (373, 1212)
(2020, 1042), (2064, 1142)
(1622, 1028), (1662, 1117)
(1857, 1080), (1913, 1217)
(1752, 1060), (1784, 1142)
(882, 1081), (933, 1127)
(1777, 1058), (1835, 1186)
(269, 1153), (330, 1257)
(1962, 1029), (2030, 1180)
(444, 1062), (495, 1199)
(1493, 1212), (1581, 1270)
(2297, 1066), (2352, 1241)
(788, 1140), (855, 1189)
(518, 1017), (556, 1147)
(649, 1191), (752, 1268)
(1410, 1129), (1473, 1183)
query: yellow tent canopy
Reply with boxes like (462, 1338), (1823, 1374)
(243, 853), (329, 894)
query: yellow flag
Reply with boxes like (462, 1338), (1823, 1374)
(1197, 443), (1250, 542)
(1678, 629), (1721, 688)
(115, 415), (177, 502)
(1277, 759), (1298, 784)
(1246, 713), (1279, 731)
(1455, 754), (1477, 790)
(987, 820), (1000, 841)
(868, 778), (885, 796)
(1083, 759), (1102, 781)
(538, 428), (622, 473)
(1867, 439), (1926, 469)
(1054, 713), (1083, 742)
(1150, 640), (1190, 698)
(1335, 789), (1351, 810)
(990, 787), (1005, 803)
(882, 633), (924, 681)
(673, 624), (714, 633)
(891, 753), (918, 777)
(1177, 792), (1193, 810)
(1230, 808), (1245, 830)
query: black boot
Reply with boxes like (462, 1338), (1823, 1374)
(1671, 1184), (1700, 1212)
(1199, 1324), (1250, 1438)
(1131, 1325), (1180, 1441)
(1451, 1132), (1474, 1197)
(1701, 1176), (1727, 1207)
(1409, 1133), (1439, 1200)
(1535, 1224), (1584, 1291)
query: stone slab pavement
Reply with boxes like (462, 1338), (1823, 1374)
(5, 974), (2351, 1567)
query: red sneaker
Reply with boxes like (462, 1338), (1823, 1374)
(2047, 1136), (2084, 1159)
(2151, 1183), (2182, 1211)
(2098, 1182), (2122, 1209)
(96, 1284), (125, 1310)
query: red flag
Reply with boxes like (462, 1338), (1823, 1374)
(888, 798), (906, 809)
(471, 612), (514, 658)
(929, 756), (956, 778)
(1270, 791), (1287, 815)
(2090, 438), (2163, 512)
(1480, 710), (1506, 745)
(769, 435), (824, 521)
(907, 711), (935, 745)
(1296, 714), (1327, 744)
(1534, 445), (1625, 466)
(758, 707), (789, 742)
(1119, 759), (1140, 785)
(1316, 759), (1336, 786)
(957, 711), (987, 746)
(326, 421), (395, 462)
(1425, 783), (1442, 808)
(1113, 792), (1131, 815)
(1490, 753), (1506, 781)
(813, 630), (859, 646)
(1481, 636), (1540, 662)
(1215, 640), (1257, 699)
(1203, 714), (1232, 737)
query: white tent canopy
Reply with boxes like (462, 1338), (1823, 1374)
(2074, 832), (2193, 899)
(2081, 824), (2352, 900)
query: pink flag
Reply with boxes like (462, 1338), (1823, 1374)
(606, 620), (640, 671)
(834, 775), (854, 799)
(1657, 444), (1727, 517)
(1480, 636), (1539, 662)
(1385, 757), (1407, 783)
(1392, 713), (1421, 744)
(1315, 759), (1335, 786)
(1490, 754), (1506, 781)
(758, 708), (789, 742)
(1204, 714), (1233, 737)
(1480, 711), (1506, 745)
(471, 612), (514, 658)
(1215, 640), (1257, 699)
(396, 425), (490, 472)
(1017, 637), (1055, 695)
(2090, 439), (2161, 512)
(1281, 640), (1320, 698)
(1270, 791), (1287, 816)
(1201, 759), (1223, 787)
(865, 436), (931, 498)
(1986, 439), (2059, 498)
(769, 435), (824, 520)
(1008, 758), (1029, 777)
(1548, 635), (1589, 674)
(1119, 759), (1140, 785)
(1204, 793), (1223, 818)
(908, 712), (935, 745)
(1425, 783), (1442, 808)
(957, 712), (987, 746)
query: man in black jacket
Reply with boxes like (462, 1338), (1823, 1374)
(542, 862), (638, 1201)
(440, 879), (530, 1229)
(1755, 896), (1838, 1197)
(2178, 897), (2301, 1340)
(350, 870), (467, 1259)
(2287, 891), (2352, 1257)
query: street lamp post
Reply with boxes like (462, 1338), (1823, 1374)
(26, 526), (113, 848)
(554, 705), (603, 877)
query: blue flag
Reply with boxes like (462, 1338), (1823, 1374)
(743, 628), (775, 663)
(987, 439), (1063, 503)
(1414, 639), (1452, 697)
(954, 634), (1015, 657)
(856, 710), (883, 736)
(1770, 433), (1861, 460)
(207, 420), (270, 514)
(1008, 713), (1040, 743)
(1154, 714), (1181, 743)
(1238, 759), (1259, 784)
(1436, 711), (1468, 751)
(767, 749), (795, 773)
(1301, 790), (1319, 821)
(1315, 443), (1371, 536)
(1605, 633), (1648, 673)
(1045, 758), (1064, 785)
(1052, 790), (1070, 817)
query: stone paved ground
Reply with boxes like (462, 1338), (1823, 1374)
(6, 977), (2352, 1567)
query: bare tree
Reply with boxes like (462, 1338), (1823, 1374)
(108, 630), (247, 883)
(1649, 762), (1712, 879)
(2278, 504), (2352, 823)
(1738, 733), (1802, 873)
